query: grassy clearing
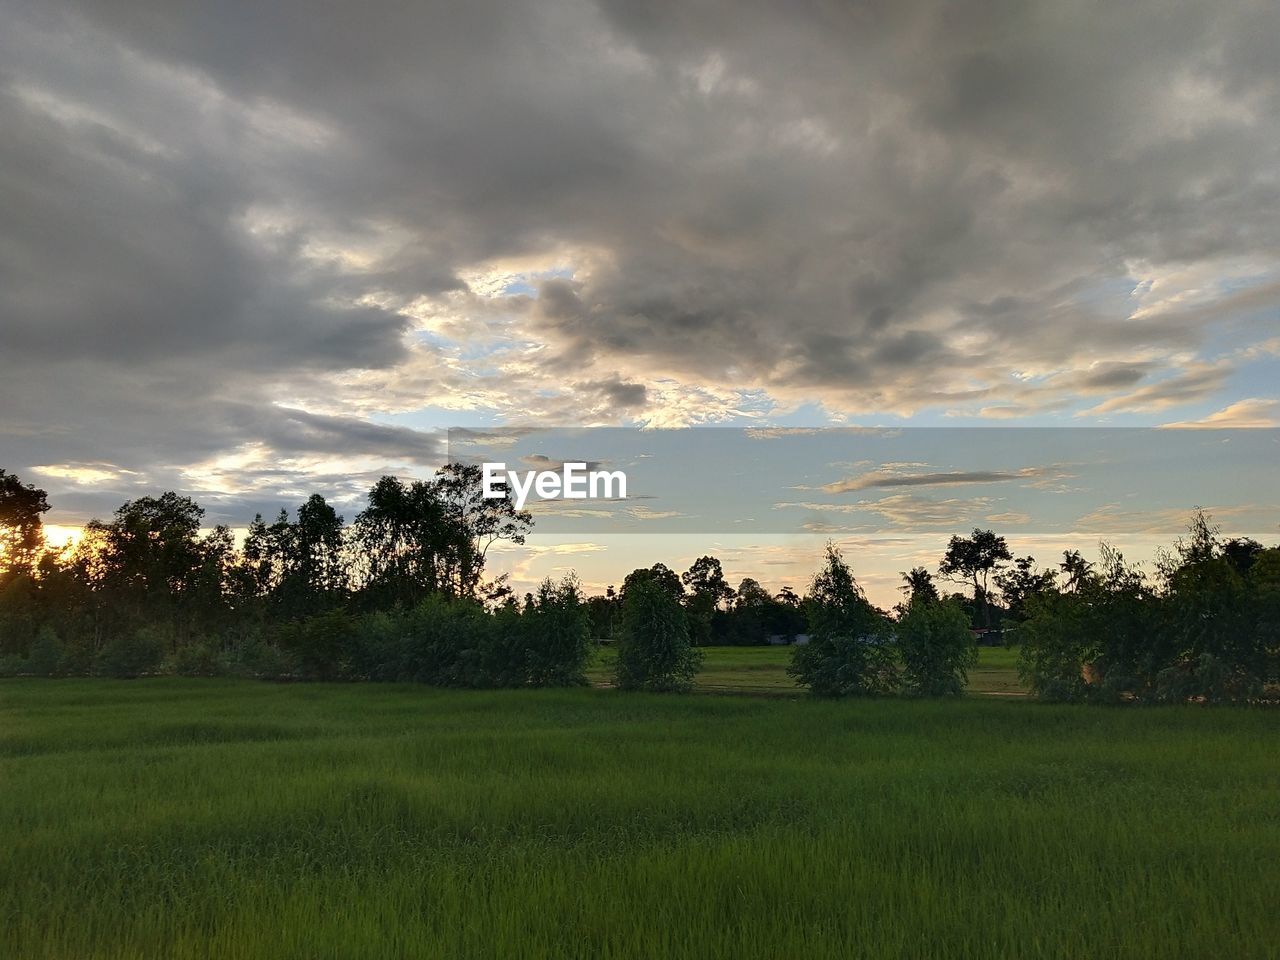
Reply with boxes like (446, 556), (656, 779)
(588, 644), (1025, 696)
(2, 679), (1276, 959)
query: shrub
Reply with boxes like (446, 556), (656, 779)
(27, 625), (64, 677)
(615, 579), (701, 692)
(93, 627), (167, 678)
(520, 576), (594, 687)
(1016, 591), (1093, 702)
(165, 639), (225, 677)
(275, 610), (358, 681)
(788, 544), (894, 697)
(352, 595), (499, 687)
(1153, 653), (1264, 705)
(225, 634), (295, 680)
(895, 598), (976, 697)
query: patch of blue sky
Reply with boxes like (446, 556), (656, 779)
(372, 407), (502, 431)
(456, 426), (1277, 538)
(502, 266), (573, 297)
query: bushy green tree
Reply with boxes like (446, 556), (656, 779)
(789, 544), (895, 697)
(895, 598), (976, 697)
(520, 575), (594, 687)
(615, 578), (701, 692)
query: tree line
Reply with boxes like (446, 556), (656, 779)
(1, 466), (1277, 701)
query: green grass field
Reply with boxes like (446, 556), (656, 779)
(2, 675), (1277, 959)
(588, 643), (1026, 696)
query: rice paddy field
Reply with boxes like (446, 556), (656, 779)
(589, 643), (1025, 696)
(3, 654), (1278, 959)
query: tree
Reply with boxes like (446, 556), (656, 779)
(252, 497), (347, 618)
(85, 492), (207, 640)
(895, 597), (976, 697)
(681, 555), (734, 645)
(788, 544), (895, 697)
(434, 463), (532, 599)
(0, 469), (50, 578)
(681, 556), (734, 609)
(1222, 537), (1263, 577)
(1059, 550), (1093, 592)
(520, 575), (594, 686)
(1018, 542), (1161, 703)
(620, 563), (684, 604)
(355, 475), (449, 608)
(900, 567), (939, 605)
(614, 578), (701, 692)
(995, 556), (1057, 621)
(294, 494), (347, 599)
(939, 529), (1012, 627)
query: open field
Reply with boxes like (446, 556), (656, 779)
(2, 679), (1277, 959)
(588, 644), (1027, 696)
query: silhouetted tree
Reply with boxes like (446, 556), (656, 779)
(355, 475), (448, 608)
(996, 556), (1057, 622)
(939, 529), (1012, 628)
(434, 463), (532, 599)
(681, 555), (734, 645)
(620, 563), (684, 604)
(1059, 550), (1093, 592)
(900, 567), (939, 605)
(0, 469), (50, 578)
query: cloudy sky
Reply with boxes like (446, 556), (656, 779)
(3, 0), (1279, 600)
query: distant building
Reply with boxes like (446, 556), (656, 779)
(970, 627), (1003, 647)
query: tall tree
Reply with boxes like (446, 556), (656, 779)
(900, 567), (939, 605)
(1059, 550), (1093, 592)
(996, 556), (1057, 621)
(0, 469), (50, 578)
(355, 475), (448, 607)
(681, 555), (734, 646)
(788, 544), (895, 696)
(434, 463), (532, 599)
(939, 529), (1012, 628)
(620, 563), (684, 604)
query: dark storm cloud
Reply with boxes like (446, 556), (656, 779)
(2, 0), (1279, 521)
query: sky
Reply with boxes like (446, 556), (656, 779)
(2, 0), (1279, 605)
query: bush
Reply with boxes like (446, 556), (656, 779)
(615, 579), (701, 692)
(895, 598), (976, 697)
(350, 595), (500, 687)
(224, 634), (295, 680)
(275, 610), (358, 681)
(1153, 653), (1264, 705)
(788, 544), (894, 697)
(1016, 591), (1093, 702)
(27, 625), (65, 677)
(520, 576), (594, 687)
(164, 639), (225, 677)
(93, 627), (166, 678)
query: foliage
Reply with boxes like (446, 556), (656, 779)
(4, 682), (1278, 959)
(788, 544), (895, 697)
(3, 460), (1277, 704)
(93, 626), (167, 679)
(995, 556), (1057, 621)
(0, 469), (50, 577)
(895, 598), (977, 697)
(939, 529), (1012, 628)
(519, 576), (594, 687)
(900, 567), (939, 605)
(615, 579), (702, 692)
